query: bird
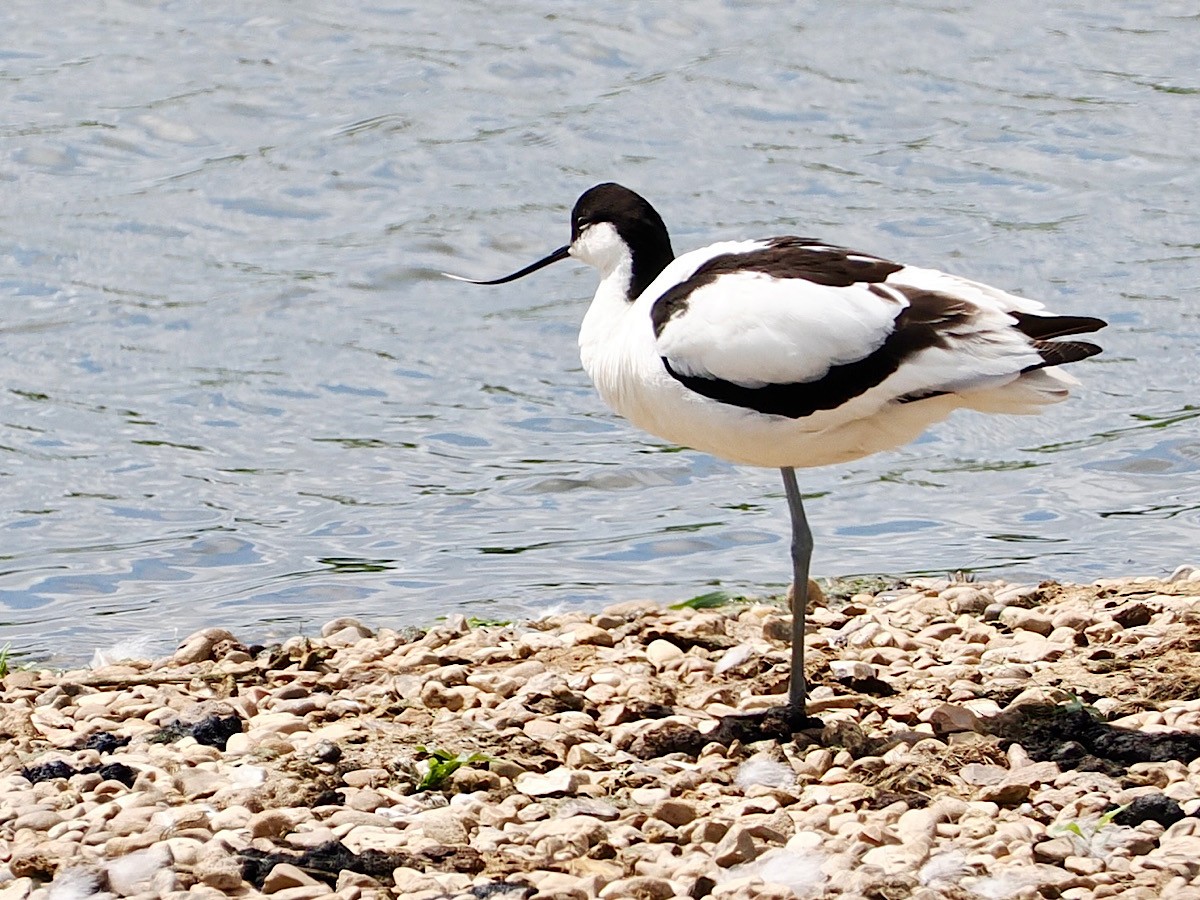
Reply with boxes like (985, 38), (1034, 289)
(446, 182), (1105, 722)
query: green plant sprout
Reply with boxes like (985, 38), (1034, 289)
(414, 746), (489, 791)
(669, 590), (732, 610)
(1053, 803), (1132, 853)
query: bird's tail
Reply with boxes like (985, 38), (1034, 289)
(960, 366), (1080, 414)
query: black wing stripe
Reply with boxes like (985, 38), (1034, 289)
(651, 238), (903, 338)
(662, 288), (974, 419)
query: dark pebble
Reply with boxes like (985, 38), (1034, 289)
(153, 714), (243, 750)
(1112, 793), (1186, 829)
(82, 732), (131, 754)
(311, 789), (344, 807)
(21, 760), (76, 784)
(95, 762), (137, 787)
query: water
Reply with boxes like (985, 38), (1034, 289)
(2, 1), (1197, 665)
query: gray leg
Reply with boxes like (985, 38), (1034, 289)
(780, 467), (812, 712)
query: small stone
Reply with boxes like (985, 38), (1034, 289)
(321, 617), (372, 639)
(1064, 855), (1104, 875)
(164, 837), (206, 867)
(448, 766), (501, 793)
(266, 886), (336, 900)
(0, 878), (34, 900)
(262, 863), (322, 893)
(342, 768), (388, 787)
(979, 781), (1031, 805)
(598, 876), (677, 900)
(566, 743), (606, 768)
(105, 831), (163, 857)
(532, 871), (590, 900)
(337, 870), (383, 892)
(12, 809), (63, 832)
(712, 824), (760, 866)
(651, 799), (698, 827)
(560, 798), (621, 821)
(960, 764), (1008, 786)
(323, 626), (370, 648)
(248, 809), (299, 840)
(923, 703), (980, 735)
(999, 607), (1053, 636)
(943, 586), (991, 614)
(994, 584), (1040, 607)
(1004, 760), (1060, 786)
(1051, 608), (1094, 631)
(516, 768), (580, 797)
(175, 769), (227, 799)
(418, 679), (458, 711)
(1033, 837), (1075, 862)
(570, 623), (615, 647)
(645, 639), (685, 667)
(391, 867), (441, 895)
(1111, 602), (1153, 628)
(108, 805), (157, 837)
(174, 628), (241, 664)
(829, 660), (876, 682)
(529, 814), (606, 847)
(195, 845), (245, 891)
(683, 819), (730, 844)
(416, 809), (469, 845)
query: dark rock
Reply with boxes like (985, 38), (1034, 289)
(152, 714), (243, 750)
(239, 840), (484, 889)
(82, 732), (131, 754)
(986, 704), (1200, 771)
(96, 762), (137, 787)
(20, 760), (76, 784)
(310, 789), (344, 808)
(1111, 603), (1153, 629)
(1112, 793), (1187, 829)
(468, 884), (534, 898)
(626, 720), (708, 758)
(20, 759), (136, 787)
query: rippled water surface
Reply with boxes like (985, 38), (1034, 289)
(2, 1), (1197, 663)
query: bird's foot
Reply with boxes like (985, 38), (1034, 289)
(708, 703), (822, 745)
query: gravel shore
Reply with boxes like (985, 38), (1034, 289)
(5, 569), (1200, 900)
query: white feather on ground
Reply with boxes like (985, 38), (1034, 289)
(734, 755), (797, 791)
(46, 869), (113, 900)
(722, 848), (828, 898)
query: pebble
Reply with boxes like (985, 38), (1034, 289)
(713, 825), (760, 866)
(652, 798), (698, 827)
(4, 575), (1199, 900)
(645, 639), (685, 667)
(1000, 607), (1054, 636)
(515, 768), (581, 797)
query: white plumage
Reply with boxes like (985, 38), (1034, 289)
(447, 182), (1105, 722)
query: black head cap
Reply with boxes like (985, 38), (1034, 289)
(572, 183), (675, 300)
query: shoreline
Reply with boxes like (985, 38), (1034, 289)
(4, 570), (1200, 899)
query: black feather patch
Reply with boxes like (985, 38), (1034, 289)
(1011, 311), (1106, 340)
(652, 239), (903, 337)
(662, 288), (975, 419)
(1028, 339), (1104, 369)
